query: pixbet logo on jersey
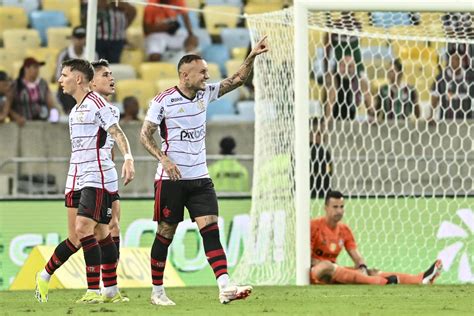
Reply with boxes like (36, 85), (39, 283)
(180, 127), (205, 140)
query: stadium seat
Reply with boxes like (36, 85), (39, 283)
(139, 62), (177, 81)
(0, 48), (24, 78)
(202, 44), (231, 77)
(205, 0), (243, 6)
(109, 64), (137, 81)
(25, 47), (59, 82)
(42, 0), (81, 26)
(231, 47), (248, 60)
(115, 79), (156, 111)
(220, 28), (250, 50)
(126, 27), (145, 50)
(47, 27), (72, 50)
(203, 5), (240, 36)
(243, 3), (282, 15)
(120, 49), (144, 73)
(206, 63), (223, 81)
(225, 59), (242, 77)
(3, 0), (40, 14)
(129, 3), (145, 28)
(193, 28), (212, 51)
(371, 12), (413, 28)
(178, 10), (201, 30)
(236, 100), (255, 121)
(0, 7), (28, 39)
(207, 98), (236, 120)
(3, 29), (41, 50)
(155, 78), (178, 93)
(29, 11), (68, 46)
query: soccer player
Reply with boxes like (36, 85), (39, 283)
(310, 190), (443, 285)
(90, 59), (123, 261)
(35, 59), (135, 304)
(140, 36), (269, 305)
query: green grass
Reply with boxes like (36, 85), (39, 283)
(1, 285), (473, 315)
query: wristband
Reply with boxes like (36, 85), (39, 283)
(124, 153), (134, 161)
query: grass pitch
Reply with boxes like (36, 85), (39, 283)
(1, 285), (472, 315)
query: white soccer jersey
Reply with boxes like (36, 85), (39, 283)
(145, 83), (220, 180)
(65, 91), (119, 194)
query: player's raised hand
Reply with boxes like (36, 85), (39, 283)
(161, 156), (182, 181)
(250, 35), (269, 56)
(122, 159), (135, 185)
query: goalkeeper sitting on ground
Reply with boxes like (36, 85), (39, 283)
(310, 190), (442, 285)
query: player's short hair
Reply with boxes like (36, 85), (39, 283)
(91, 59), (110, 70)
(177, 54), (203, 72)
(62, 58), (94, 81)
(392, 58), (403, 73)
(325, 190), (344, 205)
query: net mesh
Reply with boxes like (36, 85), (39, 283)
(234, 9), (474, 285)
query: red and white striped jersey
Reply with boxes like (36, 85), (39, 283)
(65, 91), (119, 194)
(145, 83), (220, 180)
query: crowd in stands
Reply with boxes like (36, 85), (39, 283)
(0, 2), (473, 196)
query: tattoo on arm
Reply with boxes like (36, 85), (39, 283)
(218, 54), (256, 97)
(108, 124), (132, 156)
(140, 120), (165, 161)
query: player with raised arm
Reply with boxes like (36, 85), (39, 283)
(35, 59), (135, 304)
(310, 190), (443, 285)
(140, 36), (268, 305)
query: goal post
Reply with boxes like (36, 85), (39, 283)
(234, 1), (474, 286)
(293, 0), (474, 286)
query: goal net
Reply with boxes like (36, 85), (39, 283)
(234, 8), (474, 285)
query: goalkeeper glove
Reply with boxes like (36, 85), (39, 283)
(358, 264), (369, 275)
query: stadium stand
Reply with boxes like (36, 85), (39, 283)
(221, 28), (250, 50)
(115, 79), (156, 111)
(2, 0), (40, 14)
(29, 10), (68, 46)
(46, 27), (73, 50)
(202, 44), (231, 77)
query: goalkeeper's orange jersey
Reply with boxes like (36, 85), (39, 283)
(310, 217), (357, 263)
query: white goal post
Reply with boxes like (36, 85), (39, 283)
(293, 0), (474, 285)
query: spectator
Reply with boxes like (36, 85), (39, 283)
(325, 55), (373, 121)
(310, 118), (332, 199)
(8, 58), (57, 126)
(95, 0), (136, 63)
(0, 71), (13, 123)
(143, 0), (197, 61)
(429, 51), (474, 121)
(322, 12), (364, 80)
(120, 96), (140, 123)
(374, 58), (420, 121)
(55, 26), (98, 114)
(208, 136), (250, 192)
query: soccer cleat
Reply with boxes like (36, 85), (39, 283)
(384, 275), (399, 285)
(151, 290), (176, 306)
(219, 285), (253, 304)
(76, 291), (104, 304)
(103, 291), (130, 303)
(35, 273), (49, 303)
(422, 259), (443, 285)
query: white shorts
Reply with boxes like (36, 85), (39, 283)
(145, 31), (188, 56)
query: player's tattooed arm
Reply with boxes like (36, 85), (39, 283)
(140, 120), (164, 160)
(140, 120), (182, 180)
(108, 123), (132, 157)
(218, 35), (269, 97)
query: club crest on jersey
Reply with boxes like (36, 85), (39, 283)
(329, 243), (337, 252)
(197, 99), (205, 110)
(76, 111), (85, 122)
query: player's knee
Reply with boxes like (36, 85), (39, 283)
(109, 219), (120, 236)
(75, 217), (96, 239)
(157, 221), (178, 239)
(312, 261), (336, 281)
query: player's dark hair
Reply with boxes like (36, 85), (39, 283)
(62, 58), (94, 81)
(392, 58), (403, 73)
(325, 190), (344, 205)
(177, 54), (203, 72)
(91, 58), (110, 70)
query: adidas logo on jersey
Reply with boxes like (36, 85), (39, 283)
(178, 107), (185, 113)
